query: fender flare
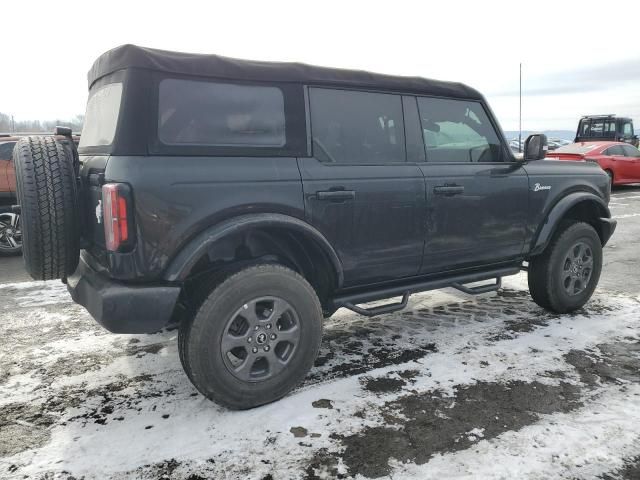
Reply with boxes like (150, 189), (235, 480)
(163, 213), (344, 286)
(529, 191), (612, 256)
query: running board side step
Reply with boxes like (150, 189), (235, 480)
(343, 293), (410, 318)
(332, 267), (518, 318)
(451, 277), (501, 295)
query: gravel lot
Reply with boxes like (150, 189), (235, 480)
(1, 186), (640, 480)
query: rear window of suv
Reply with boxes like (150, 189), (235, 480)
(158, 79), (286, 147)
(79, 83), (123, 148)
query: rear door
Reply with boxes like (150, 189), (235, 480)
(602, 145), (626, 181)
(621, 144), (640, 181)
(414, 96), (529, 274)
(299, 87), (426, 287)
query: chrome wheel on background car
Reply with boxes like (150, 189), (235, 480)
(0, 212), (22, 256)
(606, 170), (614, 189)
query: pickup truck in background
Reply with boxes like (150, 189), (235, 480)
(575, 115), (639, 147)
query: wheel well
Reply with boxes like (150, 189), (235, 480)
(180, 226), (337, 312)
(561, 200), (608, 244)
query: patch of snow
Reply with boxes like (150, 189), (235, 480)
(393, 385), (640, 480)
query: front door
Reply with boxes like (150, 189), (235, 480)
(413, 95), (529, 273)
(299, 87), (426, 287)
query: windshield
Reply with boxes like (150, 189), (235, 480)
(79, 83), (123, 148)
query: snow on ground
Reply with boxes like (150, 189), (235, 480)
(1, 188), (640, 479)
(2, 274), (640, 479)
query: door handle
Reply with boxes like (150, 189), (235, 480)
(316, 190), (356, 201)
(434, 185), (465, 196)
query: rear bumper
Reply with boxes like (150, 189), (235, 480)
(67, 257), (181, 334)
(600, 217), (617, 246)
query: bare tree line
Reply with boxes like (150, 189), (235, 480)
(0, 112), (83, 133)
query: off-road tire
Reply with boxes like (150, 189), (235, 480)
(528, 221), (602, 313)
(178, 264), (323, 409)
(13, 136), (80, 280)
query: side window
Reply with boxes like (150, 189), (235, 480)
(579, 120), (590, 136)
(605, 145), (624, 156)
(623, 122), (633, 136)
(0, 142), (16, 160)
(158, 79), (286, 147)
(309, 88), (406, 164)
(622, 145), (640, 157)
(590, 120), (605, 136)
(417, 97), (503, 163)
(605, 121), (617, 137)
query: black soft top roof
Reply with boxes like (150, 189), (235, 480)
(88, 44), (483, 100)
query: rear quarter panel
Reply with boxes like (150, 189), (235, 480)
(103, 156), (305, 280)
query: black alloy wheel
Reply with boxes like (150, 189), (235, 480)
(221, 296), (301, 382)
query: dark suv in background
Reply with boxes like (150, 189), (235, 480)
(13, 45), (616, 409)
(575, 114), (638, 147)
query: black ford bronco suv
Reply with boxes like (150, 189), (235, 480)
(13, 45), (616, 409)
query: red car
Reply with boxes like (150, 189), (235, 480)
(547, 141), (640, 186)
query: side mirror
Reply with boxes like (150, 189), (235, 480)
(524, 133), (548, 161)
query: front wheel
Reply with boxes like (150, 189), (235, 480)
(528, 221), (603, 313)
(179, 264), (323, 409)
(605, 169), (614, 189)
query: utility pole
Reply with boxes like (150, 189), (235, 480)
(11, 115), (15, 133)
(519, 63), (522, 153)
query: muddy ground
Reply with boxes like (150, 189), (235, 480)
(1, 186), (640, 479)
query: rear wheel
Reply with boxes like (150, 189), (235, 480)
(13, 136), (80, 280)
(528, 221), (602, 313)
(179, 264), (323, 409)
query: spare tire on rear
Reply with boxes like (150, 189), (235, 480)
(13, 136), (80, 280)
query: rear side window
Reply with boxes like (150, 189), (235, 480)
(605, 145), (625, 155)
(79, 83), (123, 147)
(579, 120), (590, 136)
(622, 145), (640, 157)
(604, 121), (617, 137)
(309, 88), (406, 164)
(158, 79), (285, 147)
(417, 97), (503, 163)
(589, 120), (605, 136)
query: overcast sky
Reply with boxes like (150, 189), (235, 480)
(1, 0), (639, 132)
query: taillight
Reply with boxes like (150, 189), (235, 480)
(102, 183), (133, 252)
